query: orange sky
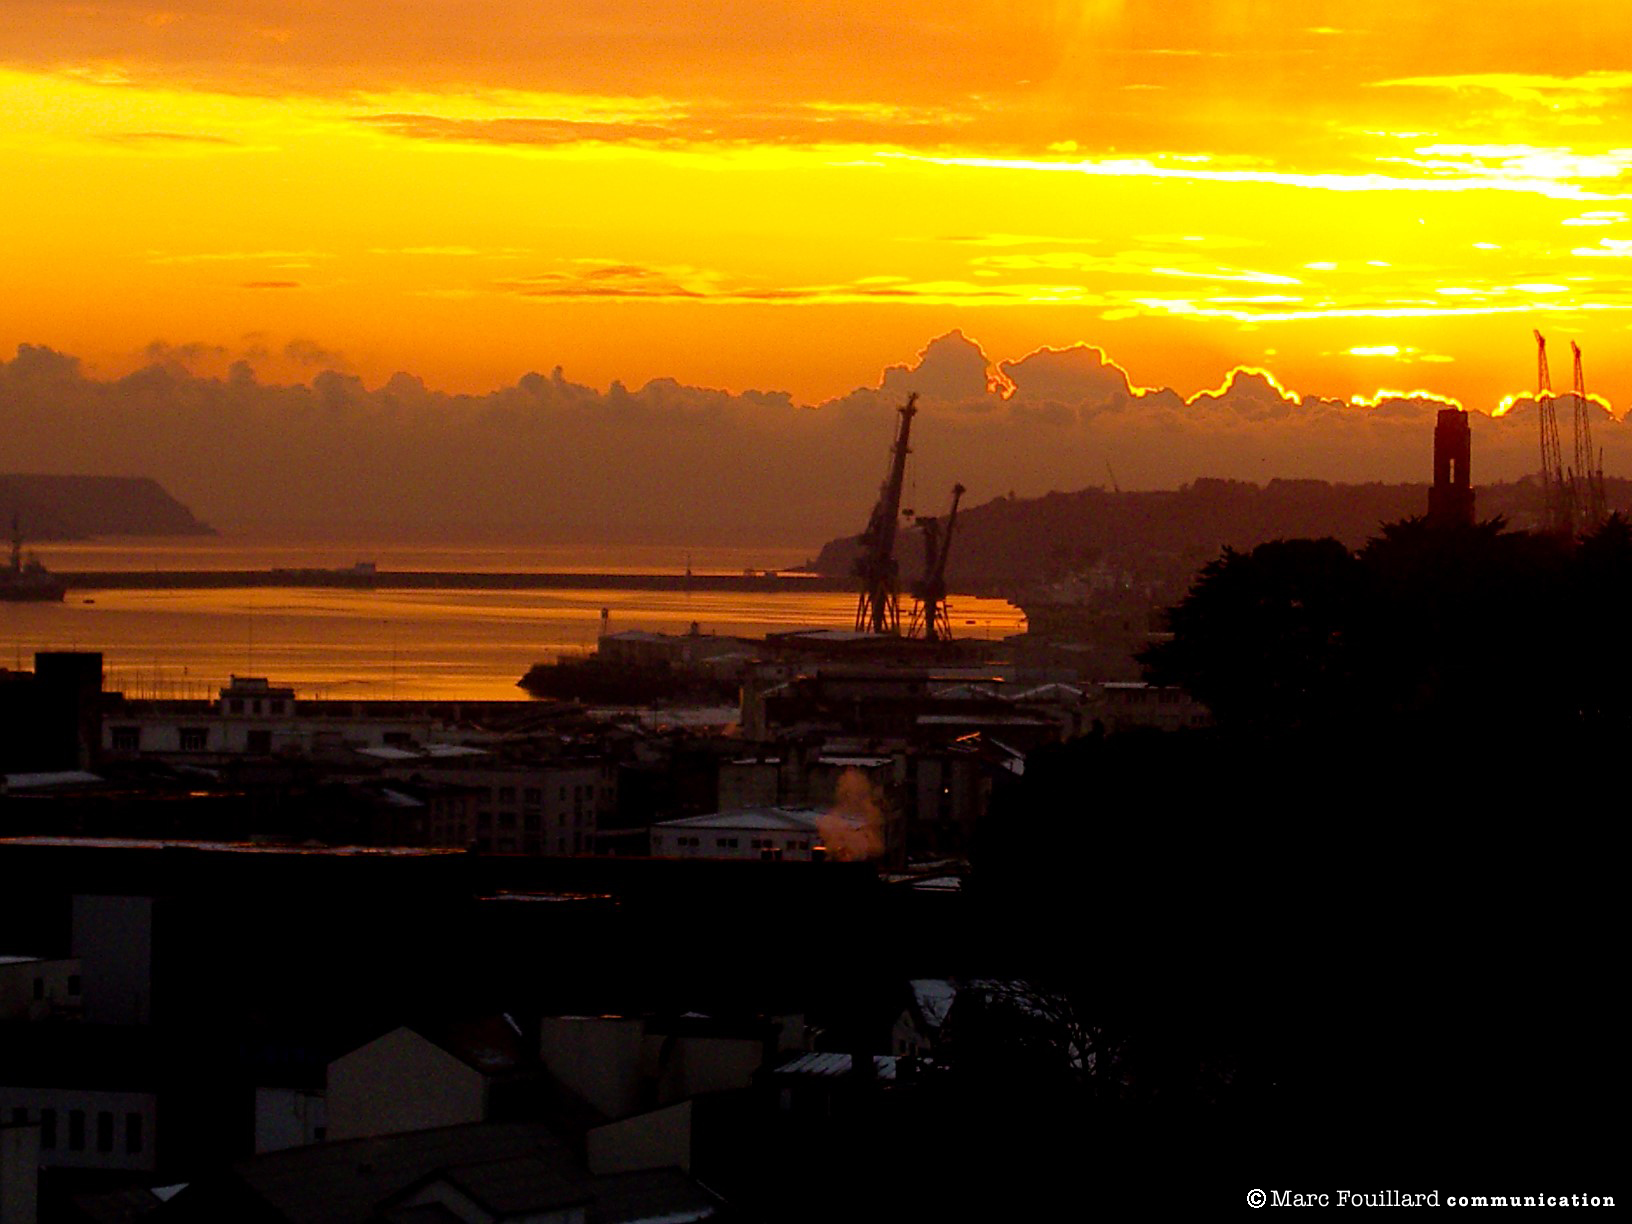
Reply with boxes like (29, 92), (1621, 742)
(6, 1), (1632, 413)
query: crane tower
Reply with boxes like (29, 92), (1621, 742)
(1571, 341), (1608, 530)
(852, 394), (918, 634)
(908, 483), (966, 643)
(1535, 330), (1572, 537)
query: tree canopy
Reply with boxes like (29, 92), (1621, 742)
(1141, 515), (1632, 733)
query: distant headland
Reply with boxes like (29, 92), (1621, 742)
(0, 474), (213, 538)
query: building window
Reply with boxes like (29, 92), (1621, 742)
(230, 699), (244, 714)
(178, 727), (208, 751)
(313, 1126), (326, 1142)
(68, 975), (81, 996)
(247, 729), (272, 754)
(33, 977), (44, 1000)
(251, 699), (262, 714)
(10, 1107), (25, 1126)
(69, 1109), (85, 1151)
(41, 1109), (55, 1149)
(498, 786), (516, 803)
(111, 726), (140, 752)
(126, 1113), (143, 1155)
(97, 1111), (114, 1153)
(717, 837), (739, 849)
(269, 700), (285, 714)
(524, 788), (542, 805)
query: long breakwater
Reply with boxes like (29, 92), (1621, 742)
(55, 569), (853, 593)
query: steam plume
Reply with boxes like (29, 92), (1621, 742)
(817, 768), (886, 862)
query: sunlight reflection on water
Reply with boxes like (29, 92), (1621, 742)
(8, 535), (1023, 700)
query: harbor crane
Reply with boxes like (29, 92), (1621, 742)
(1535, 330), (1572, 538)
(852, 393), (918, 634)
(908, 483), (966, 643)
(1571, 341), (1608, 530)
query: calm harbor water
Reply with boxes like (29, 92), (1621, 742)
(9, 533), (1025, 700)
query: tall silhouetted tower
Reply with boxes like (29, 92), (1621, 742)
(1427, 408), (1475, 527)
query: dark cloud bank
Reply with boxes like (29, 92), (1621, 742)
(1, 332), (1616, 546)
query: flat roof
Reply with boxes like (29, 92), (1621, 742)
(653, 806), (824, 833)
(914, 714), (1052, 726)
(355, 745), (489, 761)
(771, 1052), (897, 1080)
(4, 770), (104, 789)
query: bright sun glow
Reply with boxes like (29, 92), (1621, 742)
(5, 2), (1632, 419)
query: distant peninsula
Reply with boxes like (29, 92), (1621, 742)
(810, 476), (1577, 592)
(0, 474), (213, 538)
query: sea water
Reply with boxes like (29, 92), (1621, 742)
(6, 531), (1025, 700)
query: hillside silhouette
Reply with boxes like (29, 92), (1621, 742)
(0, 474), (213, 538)
(811, 477), (1632, 590)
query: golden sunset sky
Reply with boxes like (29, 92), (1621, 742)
(5, 1), (1632, 414)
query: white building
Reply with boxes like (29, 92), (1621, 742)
(254, 1085), (328, 1154)
(649, 807), (824, 861)
(539, 1013), (799, 1122)
(327, 1027), (496, 1142)
(103, 676), (435, 759)
(378, 759), (614, 855)
(0, 956), (81, 1023)
(0, 1089), (157, 1172)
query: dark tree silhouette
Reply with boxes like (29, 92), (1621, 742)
(1142, 516), (1610, 731)
(963, 514), (1623, 1193)
(1141, 536), (1359, 732)
(1571, 512), (1632, 725)
(1353, 516), (1573, 725)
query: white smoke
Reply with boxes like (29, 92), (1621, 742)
(817, 768), (886, 862)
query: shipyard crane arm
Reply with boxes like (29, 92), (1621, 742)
(1572, 341), (1608, 528)
(853, 393), (918, 634)
(1536, 330), (1571, 537)
(908, 482), (966, 643)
